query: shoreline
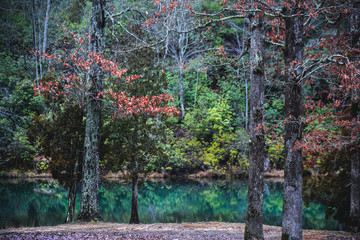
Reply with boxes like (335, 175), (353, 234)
(0, 169), (285, 180)
(1, 222), (358, 240)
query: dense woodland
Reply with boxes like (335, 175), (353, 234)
(0, 0), (359, 238)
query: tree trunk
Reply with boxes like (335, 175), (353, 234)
(37, 0), (43, 78)
(244, 12), (265, 240)
(242, 24), (249, 131)
(194, 68), (199, 109)
(31, 0), (39, 81)
(129, 173), (140, 224)
(282, 2), (304, 240)
(348, 2), (360, 232)
(66, 154), (80, 223)
(178, 64), (185, 119)
(77, 0), (106, 222)
(65, 181), (77, 223)
(244, 62), (249, 131)
(42, 0), (50, 53)
(349, 150), (360, 232)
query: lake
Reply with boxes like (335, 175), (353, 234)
(0, 178), (345, 230)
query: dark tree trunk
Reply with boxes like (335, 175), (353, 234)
(349, 150), (360, 232)
(348, 3), (360, 232)
(65, 181), (77, 223)
(129, 173), (140, 224)
(77, 0), (106, 222)
(31, 0), (39, 81)
(66, 155), (80, 223)
(244, 12), (265, 240)
(282, 2), (304, 240)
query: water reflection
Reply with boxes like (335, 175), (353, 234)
(0, 178), (343, 230)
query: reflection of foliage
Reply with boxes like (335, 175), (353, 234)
(0, 179), (69, 228)
(1, 179), (343, 230)
(303, 149), (350, 229)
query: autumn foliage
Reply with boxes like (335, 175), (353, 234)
(32, 28), (179, 118)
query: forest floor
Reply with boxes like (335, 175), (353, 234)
(1, 222), (359, 240)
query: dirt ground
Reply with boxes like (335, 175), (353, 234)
(1, 222), (359, 240)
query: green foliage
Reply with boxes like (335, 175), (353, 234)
(162, 93), (249, 175)
(28, 105), (84, 186)
(102, 115), (168, 175)
(36, 160), (49, 173)
(101, 47), (170, 175)
(303, 149), (351, 226)
(0, 53), (44, 170)
(184, 95), (233, 141)
(267, 138), (284, 169)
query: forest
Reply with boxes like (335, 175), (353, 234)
(0, 0), (359, 239)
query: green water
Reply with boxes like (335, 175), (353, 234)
(0, 178), (344, 230)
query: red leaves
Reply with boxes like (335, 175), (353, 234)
(221, 0), (228, 6)
(102, 91), (180, 117)
(143, 18), (156, 27)
(32, 27), (179, 120)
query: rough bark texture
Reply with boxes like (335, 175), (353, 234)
(31, 0), (39, 80)
(129, 174), (140, 224)
(349, 3), (360, 232)
(66, 155), (80, 223)
(66, 181), (77, 223)
(282, 2), (304, 240)
(350, 150), (360, 232)
(178, 63), (185, 119)
(77, 0), (106, 222)
(42, 0), (50, 53)
(244, 13), (265, 240)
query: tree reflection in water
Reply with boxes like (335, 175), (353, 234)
(0, 178), (344, 230)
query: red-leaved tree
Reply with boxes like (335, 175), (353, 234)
(32, 3), (178, 222)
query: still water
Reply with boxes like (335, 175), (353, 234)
(0, 178), (344, 230)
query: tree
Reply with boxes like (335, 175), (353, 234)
(76, 0), (106, 222)
(297, 0), (360, 232)
(33, 0), (178, 222)
(244, 6), (266, 240)
(28, 104), (84, 223)
(348, 1), (360, 232)
(164, 1), (207, 119)
(100, 45), (174, 224)
(282, 1), (304, 239)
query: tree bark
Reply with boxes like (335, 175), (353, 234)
(42, 0), (50, 53)
(77, 0), (106, 222)
(65, 181), (77, 223)
(349, 2), (360, 232)
(349, 150), (360, 232)
(282, 2), (304, 240)
(244, 12), (265, 240)
(178, 63), (185, 119)
(37, 0), (43, 78)
(31, 0), (39, 81)
(129, 173), (140, 224)
(66, 154), (80, 223)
